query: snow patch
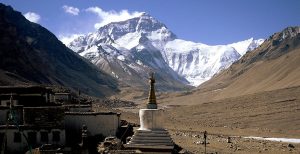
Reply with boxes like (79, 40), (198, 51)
(165, 39), (207, 54)
(79, 45), (98, 57)
(111, 72), (119, 79)
(115, 32), (141, 50)
(136, 60), (143, 65)
(117, 55), (125, 61)
(136, 45), (145, 51)
(244, 136), (300, 143)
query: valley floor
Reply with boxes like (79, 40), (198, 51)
(117, 86), (300, 153)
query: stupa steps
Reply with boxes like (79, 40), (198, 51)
(130, 138), (173, 143)
(133, 133), (170, 137)
(125, 144), (174, 151)
(131, 136), (172, 140)
(128, 140), (173, 144)
(135, 130), (170, 134)
(127, 142), (174, 146)
(128, 142), (173, 146)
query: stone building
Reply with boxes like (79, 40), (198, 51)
(0, 86), (121, 153)
(0, 86), (53, 106)
(54, 92), (71, 104)
(0, 86), (65, 153)
(64, 104), (92, 112)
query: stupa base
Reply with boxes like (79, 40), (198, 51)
(125, 129), (174, 153)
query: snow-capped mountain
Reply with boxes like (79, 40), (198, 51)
(161, 38), (264, 86)
(163, 40), (241, 85)
(67, 13), (264, 87)
(68, 13), (189, 91)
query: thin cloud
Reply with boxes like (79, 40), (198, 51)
(63, 5), (80, 15)
(85, 6), (143, 29)
(24, 12), (41, 23)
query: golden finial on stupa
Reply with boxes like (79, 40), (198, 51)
(147, 72), (157, 109)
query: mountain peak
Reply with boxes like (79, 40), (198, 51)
(83, 12), (177, 46)
(139, 12), (150, 17)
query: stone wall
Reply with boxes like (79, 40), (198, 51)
(23, 106), (65, 128)
(64, 104), (92, 112)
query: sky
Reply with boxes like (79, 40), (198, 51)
(0, 0), (300, 45)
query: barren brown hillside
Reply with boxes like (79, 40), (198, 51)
(198, 27), (300, 100)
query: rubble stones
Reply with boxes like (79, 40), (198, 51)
(288, 143), (295, 148)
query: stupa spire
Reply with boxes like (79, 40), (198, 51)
(147, 72), (157, 109)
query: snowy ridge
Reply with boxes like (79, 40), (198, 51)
(67, 13), (264, 87)
(163, 39), (240, 85)
(228, 38), (264, 55)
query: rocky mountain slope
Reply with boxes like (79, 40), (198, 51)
(68, 13), (263, 87)
(199, 26), (300, 99)
(0, 3), (118, 97)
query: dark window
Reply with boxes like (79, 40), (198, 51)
(40, 132), (48, 142)
(28, 132), (37, 145)
(0, 133), (4, 150)
(14, 132), (22, 143)
(52, 131), (60, 142)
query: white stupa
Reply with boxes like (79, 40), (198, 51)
(125, 73), (174, 153)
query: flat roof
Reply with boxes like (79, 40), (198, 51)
(0, 124), (64, 130)
(0, 85), (53, 94)
(54, 93), (70, 95)
(65, 111), (120, 115)
(23, 105), (64, 109)
(63, 104), (91, 107)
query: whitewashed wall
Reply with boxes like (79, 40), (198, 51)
(65, 112), (120, 145)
